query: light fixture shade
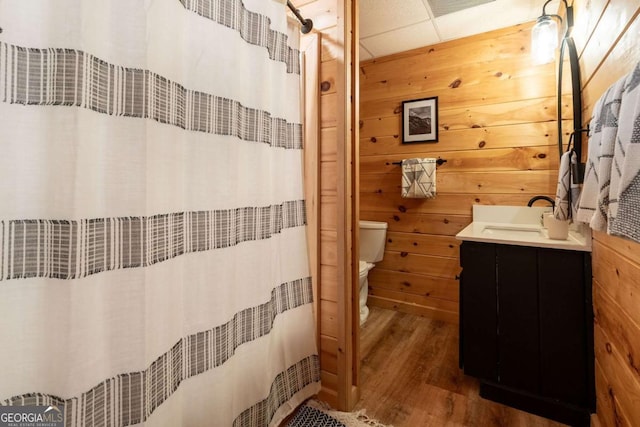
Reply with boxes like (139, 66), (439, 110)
(531, 15), (559, 64)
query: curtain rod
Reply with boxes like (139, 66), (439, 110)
(287, 1), (313, 34)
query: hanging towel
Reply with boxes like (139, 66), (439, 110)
(608, 62), (640, 242)
(576, 76), (626, 230)
(554, 149), (580, 221)
(401, 158), (436, 198)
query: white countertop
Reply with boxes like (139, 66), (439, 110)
(455, 205), (592, 252)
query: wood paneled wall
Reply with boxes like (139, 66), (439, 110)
(359, 23), (562, 323)
(296, 0), (358, 411)
(570, 1), (640, 426)
(296, 0), (340, 407)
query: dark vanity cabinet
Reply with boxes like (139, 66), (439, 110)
(459, 241), (594, 426)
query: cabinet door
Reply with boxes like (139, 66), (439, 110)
(538, 249), (589, 406)
(496, 245), (540, 394)
(460, 242), (498, 382)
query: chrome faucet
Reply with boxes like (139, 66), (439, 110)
(527, 195), (555, 208)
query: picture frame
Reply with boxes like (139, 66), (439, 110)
(401, 96), (438, 144)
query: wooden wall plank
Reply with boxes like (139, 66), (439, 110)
(592, 242), (640, 329)
(375, 251), (460, 279)
(447, 169), (555, 194)
(593, 230), (640, 266)
(368, 268), (459, 301)
(359, 146), (558, 175)
(321, 161), (338, 195)
(321, 59), (337, 95)
(361, 62), (555, 105)
(593, 282), (640, 391)
(360, 193), (550, 216)
(321, 299), (338, 338)
(594, 360), (632, 427)
(360, 121), (570, 153)
(320, 195), (337, 230)
(594, 324), (640, 425)
(319, 370), (339, 408)
(361, 55), (549, 92)
(367, 295), (458, 324)
(571, 0), (609, 57)
(579, 2), (640, 88)
(320, 335), (339, 374)
(321, 127), (338, 161)
(360, 211), (470, 236)
(360, 170), (557, 195)
(384, 232), (460, 258)
(321, 230), (338, 266)
(361, 94), (571, 124)
(360, 24), (533, 78)
(321, 92), (338, 127)
(438, 96), (570, 129)
(320, 26), (339, 62)
(582, 12), (640, 120)
(368, 287), (459, 313)
(320, 265), (338, 302)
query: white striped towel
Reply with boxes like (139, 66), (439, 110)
(576, 76), (626, 230)
(608, 62), (640, 242)
(401, 158), (436, 198)
(554, 149), (580, 221)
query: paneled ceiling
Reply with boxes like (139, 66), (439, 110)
(359, 0), (560, 61)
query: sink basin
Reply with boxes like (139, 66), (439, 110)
(455, 205), (591, 252)
(481, 225), (542, 238)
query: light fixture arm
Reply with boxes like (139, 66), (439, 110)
(541, 0), (573, 32)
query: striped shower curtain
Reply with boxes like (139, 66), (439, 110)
(0, 0), (320, 426)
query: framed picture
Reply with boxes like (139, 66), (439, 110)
(401, 96), (438, 143)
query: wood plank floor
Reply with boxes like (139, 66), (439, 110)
(354, 306), (568, 427)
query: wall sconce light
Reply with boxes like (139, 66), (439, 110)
(531, 0), (585, 183)
(531, 15), (559, 64)
(531, 0), (573, 65)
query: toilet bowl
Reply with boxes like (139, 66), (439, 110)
(359, 260), (374, 324)
(358, 220), (388, 325)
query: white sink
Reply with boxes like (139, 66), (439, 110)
(481, 225), (543, 238)
(456, 205), (592, 252)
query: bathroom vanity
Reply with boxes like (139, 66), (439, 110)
(456, 205), (594, 427)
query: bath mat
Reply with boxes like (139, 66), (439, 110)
(286, 399), (392, 427)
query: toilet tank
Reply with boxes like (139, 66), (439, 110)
(359, 220), (388, 263)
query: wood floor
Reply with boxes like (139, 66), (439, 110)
(353, 307), (568, 427)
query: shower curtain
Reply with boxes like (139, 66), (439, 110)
(0, 0), (320, 426)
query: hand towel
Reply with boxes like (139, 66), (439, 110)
(554, 149), (580, 221)
(401, 158), (436, 198)
(608, 62), (640, 242)
(576, 76), (626, 230)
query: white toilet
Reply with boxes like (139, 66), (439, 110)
(358, 220), (388, 325)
